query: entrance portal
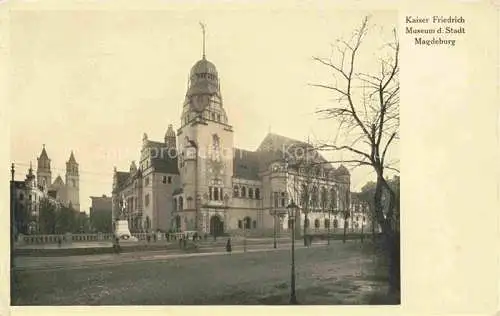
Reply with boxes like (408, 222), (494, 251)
(209, 215), (224, 236)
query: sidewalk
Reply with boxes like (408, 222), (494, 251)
(14, 241), (332, 271)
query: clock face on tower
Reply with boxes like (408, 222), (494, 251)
(191, 94), (210, 112)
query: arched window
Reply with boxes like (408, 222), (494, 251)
(187, 196), (193, 209)
(311, 186), (319, 209)
(179, 197), (184, 211)
(233, 185), (239, 197)
(300, 184), (308, 207)
(241, 186), (246, 198)
(280, 192), (286, 207)
(248, 188), (254, 199)
(238, 220), (243, 229)
(329, 188), (337, 211)
(214, 188), (219, 201)
(255, 188), (260, 199)
(314, 219), (320, 228)
(320, 187), (327, 210)
(244, 216), (251, 229)
(252, 220), (257, 229)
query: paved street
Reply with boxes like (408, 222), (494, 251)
(12, 241), (386, 305)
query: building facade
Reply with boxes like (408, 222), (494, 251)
(112, 47), (354, 236)
(90, 195), (113, 233)
(11, 146), (81, 234)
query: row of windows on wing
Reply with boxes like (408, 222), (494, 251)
(143, 175), (173, 187)
(237, 217), (257, 229)
(272, 164), (344, 179)
(233, 185), (261, 199)
(285, 216), (366, 230)
(173, 196), (194, 212)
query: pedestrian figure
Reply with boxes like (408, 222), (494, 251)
(153, 233), (157, 242)
(179, 237), (183, 248)
(57, 236), (62, 248)
(226, 238), (232, 253)
(113, 237), (121, 254)
(183, 238), (187, 249)
(147, 234), (151, 243)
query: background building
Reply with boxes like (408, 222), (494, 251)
(90, 195), (112, 233)
(36, 145), (80, 211)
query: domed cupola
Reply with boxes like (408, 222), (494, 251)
(181, 23), (229, 127)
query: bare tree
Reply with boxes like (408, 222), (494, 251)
(311, 16), (400, 296)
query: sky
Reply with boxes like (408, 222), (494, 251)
(9, 7), (398, 213)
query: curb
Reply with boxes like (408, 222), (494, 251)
(13, 243), (331, 272)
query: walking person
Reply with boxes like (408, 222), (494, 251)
(226, 238), (232, 253)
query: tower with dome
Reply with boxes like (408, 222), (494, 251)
(112, 26), (356, 236)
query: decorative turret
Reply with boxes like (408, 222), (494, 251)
(164, 124), (176, 148)
(130, 160), (138, 173)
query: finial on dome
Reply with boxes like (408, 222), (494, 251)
(199, 22), (206, 59)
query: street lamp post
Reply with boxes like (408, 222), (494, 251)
(272, 192), (277, 249)
(243, 218), (247, 252)
(287, 200), (298, 304)
(328, 206), (332, 245)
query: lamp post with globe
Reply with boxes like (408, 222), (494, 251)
(286, 200), (298, 304)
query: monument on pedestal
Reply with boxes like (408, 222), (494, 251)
(114, 195), (138, 242)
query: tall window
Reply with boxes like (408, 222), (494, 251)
(179, 196), (184, 210)
(311, 186), (319, 208)
(315, 219), (320, 228)
(162, 176), (167, 184)
(329, 188), (337, 211)
(145, 177), (150, 186)
(209, 187), (213, 200)
(244, 217), (251, 229)
(274, 192), (279, 208)
(145, 194), (150, 207)
(173, 198), (177, 212)
(233, 185), (239, 197)
(168, 176), (172, 184)
(214, 187), (219, 201)
(255, 188), (260, 199)
(212, 134), (220, 159)
(248, 188), (254, 199)
(320, 187), (327, 210)
(241, 186), (246, 198)
(280, 192), (286, 208)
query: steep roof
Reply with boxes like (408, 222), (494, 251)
(52, 175), (65, 186)
(256, 133), (333, 169)
(233, 148), (260, 180)
(68, 151), (77, 164)
(115, 171), (130, 188)
(39, 145), (49, 160)
(145, 140), (179, 174)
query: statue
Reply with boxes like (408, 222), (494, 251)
(114, 195), (138, 242)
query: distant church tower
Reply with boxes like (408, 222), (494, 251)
(65, 151), (80, 211)
(36, 144), (52, 190)
(177, 23), (234, 231)
(165, 124), (177, 149)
